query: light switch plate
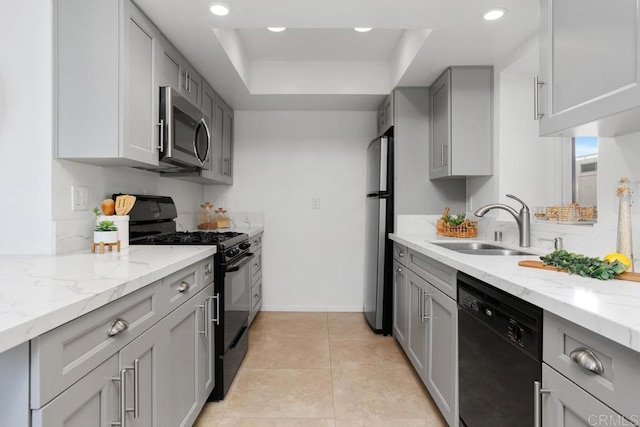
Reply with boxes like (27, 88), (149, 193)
(312, 196), (320, 209)
(71, 186), (89, 211)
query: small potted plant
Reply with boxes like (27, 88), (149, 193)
(93, 207), (119, 243)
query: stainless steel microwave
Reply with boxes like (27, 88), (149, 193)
(158, 86), (210, 169)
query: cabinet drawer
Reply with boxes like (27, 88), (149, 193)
(408, 249), (456, 299)
(163, 258), (209, 313)
(250, 233), (262, 252)
(543, 312), (640, 421)
(251, 248), (262, 278)
(30, 280), (163, 408)
(393, 243), (408, 265)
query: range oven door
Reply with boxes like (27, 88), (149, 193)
(222, 252), (253, 352)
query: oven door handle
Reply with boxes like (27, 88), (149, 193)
(225, 253), (254, 273)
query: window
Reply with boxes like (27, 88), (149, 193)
(573, 136), (598, 207)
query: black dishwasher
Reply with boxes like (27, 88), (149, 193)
(458, 272), (542, 427)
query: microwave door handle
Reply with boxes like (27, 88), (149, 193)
(194, 119), (210, 166)
(156, 119), (164, 152)
(225, 253), (254, 273)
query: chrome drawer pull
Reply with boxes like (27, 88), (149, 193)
(108, 318), (129, 337)
(177, 281), (190, 293)
(399, 250), (404, 257)
(570, 348), (604, 375)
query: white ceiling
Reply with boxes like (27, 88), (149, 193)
(133, 0), (540, 111)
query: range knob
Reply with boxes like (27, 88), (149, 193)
(239, 242), (251, 250)
(226, 248), (239, 258)
(485, 308), (493, 317)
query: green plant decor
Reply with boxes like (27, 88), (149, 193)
(540, 249), (627, 280)
(95, 220), (118, 232)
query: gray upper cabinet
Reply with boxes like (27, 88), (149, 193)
(218, 95), (234, 183)
(538, 0), (640, 137)
(56, 0), (161, 167)
(429, 67), (492, 180)
(159, 42), (202, 108)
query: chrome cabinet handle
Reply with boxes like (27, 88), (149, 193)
(177, 281), (190, 293)
(156, 119), (164, 152)
(396, 267), (402, 273)
(534, 380), (551, 427)
(570, 348), (604, 375)
(440, 141), (445, 167)
(111, 373), (124, 427)
(197, 299), (208, 337)
(399, 250), (404, 257)
(422, 292), (432, 322)
(210, 293), (220, 325)
(108, 318), (129, 337)
(533, 76), (544, 120)
(133, 359), (140, 419)
(120, 368), (127, 427)
(254, 293), (261, 301)
(418, 288), (423, 322)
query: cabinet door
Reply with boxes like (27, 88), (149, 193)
(425, 285), (458, 427)
(119, 323), (169, 427)
(539, 0), (640, 136)
(222, 103), (234, 182)
(160, 43), (182, 92)
(406, 271), (428, 379)
(197, 285), (215, 413)
(32, 355), (119, 427)
(392, 260), (409, 351)
(122, 0), (160, 166)
(201, 83), (216, 173)
(212, 97), (226, 179)
(430, 70), (450, 179)
(165, 291), (200, 427)
(541, 364), (631, 427)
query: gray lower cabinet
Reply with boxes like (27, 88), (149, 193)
(32, 355), (119, 427)
(407, 271), (428, 378)
(425, 285), (458, 425)
(118, 319), (169, 427)
(249, 233), (264, 325)
(166, 284), (214, 427)
(391, 259), (408, 351)
(541, 364), (630, 427)
(541, 312), (640, 426)
(30, 258), (215, 427)
(392, 246), (459, 427)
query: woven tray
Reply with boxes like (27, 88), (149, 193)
(437, 219), (478, 238)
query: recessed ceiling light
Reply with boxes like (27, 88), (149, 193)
(267, 27), (287, 32)
(483, 8), (506, 21)
(354, 28), (372, 33)
(209, 3), (229, 16)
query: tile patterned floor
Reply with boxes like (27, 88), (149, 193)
(194, 312), (447, 427)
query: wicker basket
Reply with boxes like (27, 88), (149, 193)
(544, 204), (597, 222)
(437, 220), (478, 238)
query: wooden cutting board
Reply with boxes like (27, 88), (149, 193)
(518, 260), (640, 283)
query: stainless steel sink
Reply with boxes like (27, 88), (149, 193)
(432, 241), (536, 256)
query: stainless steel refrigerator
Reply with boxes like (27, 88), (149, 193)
(363, 135), (393, 335)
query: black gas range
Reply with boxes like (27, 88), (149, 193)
(124, 194), (251, 401)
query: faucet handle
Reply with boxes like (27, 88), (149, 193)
(506, 194), (530, 211)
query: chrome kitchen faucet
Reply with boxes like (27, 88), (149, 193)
(474, 194), (531, 248)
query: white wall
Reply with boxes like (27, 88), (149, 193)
(0, 0), (54, 254)
(204, 111), (376, 311)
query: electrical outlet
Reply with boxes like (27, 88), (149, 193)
(71, 186), (89, 211)
(312, 196), (320, 209)
(466, 196), (473, 213)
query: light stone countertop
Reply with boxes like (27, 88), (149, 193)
(391, 232), (640, 354)
(0, 245), (216, 354)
